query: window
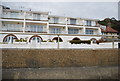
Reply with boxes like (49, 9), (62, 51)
(2, 24), (22, 32)
(3, 34), (17, 43)
(28, 25), (44, 32)
(70, 19), (76, 25)
(37, 25), (44, 32)
(31, 37), (41, 43)
(50, 28), (61, 34)
(29, 35), (43, 43)
(33, 14), (41, 20)
(10, 12), (19, 17)
(86, 20), (91, 26)
(68, 28), (79, 34)
(85, 29), (94, 35)
(53, 17), (59, 23)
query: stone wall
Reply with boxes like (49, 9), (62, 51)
(2, 49), (119, 68)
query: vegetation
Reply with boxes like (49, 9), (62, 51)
(98, 17), (120, 33)
(15, 39), (27, 42)
(42, 40), (47, 42)
(69, 40), (91, 44)
(49, 40), (54, 42)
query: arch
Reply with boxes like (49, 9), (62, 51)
(29, 35), (43, 42)
(52, 37), (63, 42)
(90, 38), (97, 43)
(3, 34), (18, 43)
(72, 37), (80, 40)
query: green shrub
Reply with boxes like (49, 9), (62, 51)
(69, 40), (91, 44)
(15, 39), (27, 42)
(81, 40), (91, 44)
(42, 40), (47, 42)
(49, 40), (54, 42)
(69, 40), (81, 44)
(15, 39), (19, 42)
(23, 40), (27, 42)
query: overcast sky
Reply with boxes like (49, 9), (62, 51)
(1, 1), (119, 20)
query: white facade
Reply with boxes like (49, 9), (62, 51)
(0, 5), (102, 44)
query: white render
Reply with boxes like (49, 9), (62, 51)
(0, 5), (102, 45)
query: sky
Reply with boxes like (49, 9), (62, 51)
(0, 0), (119, 20)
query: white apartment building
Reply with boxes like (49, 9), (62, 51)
(0, 5), (102, 44)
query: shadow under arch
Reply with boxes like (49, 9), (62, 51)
(29, 35), (43, 42)
(52, 37), (63, 42)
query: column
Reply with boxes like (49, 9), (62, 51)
(0, 21), (2, 32)
(98, 28), (102, 35)
(65, 17), (68, 34)
(0, 6), (3, 32)
(82, 20), (86, 35)
(23, 12), (26, 33)
(46, 22), (49, 33)
(82, 27), (86, 35)
(0, 5), (3, 18)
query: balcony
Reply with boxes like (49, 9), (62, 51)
(49, 17), (66, 25)
(2, 11), (48, 21)
(25, 25), (47, 33)
(2, 24), (23, 32)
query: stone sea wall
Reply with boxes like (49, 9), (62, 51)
(2, 49), (119, 68)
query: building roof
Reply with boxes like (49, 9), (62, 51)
(101, 26), (118, 33)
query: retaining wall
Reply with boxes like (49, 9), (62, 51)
(2, 49), (119, 68)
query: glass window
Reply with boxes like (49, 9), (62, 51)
(70, 19), (76, 25)
(86, 20), (91, 26)
(38, 25), (44, 32)
(10, 12), (19, 17)
(33, 14), (41, 20)
(3, 36), (15, 43)
(3, 23), (22, 32)
(68, 28), (79, 34)
(85, 29), (94, 34)
(28, 25), (44, 32)
(50, 28), (61, 34)
(53, 17), (59, 23)
(31, 37), (41, 43)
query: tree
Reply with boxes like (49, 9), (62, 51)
(98, 18), (120, 33)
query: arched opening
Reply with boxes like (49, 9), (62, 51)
(72, 37), (80, 40)
(90, 38), (97, 43)
(52, 37), (63, 42)
(29, 35), (43, 43)
(3, 34), (18, 43)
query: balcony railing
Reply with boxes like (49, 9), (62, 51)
(2, 12), (48, 21)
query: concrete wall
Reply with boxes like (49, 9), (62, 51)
(2, 49), (119, 68)
(2, 66), (118, 79)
